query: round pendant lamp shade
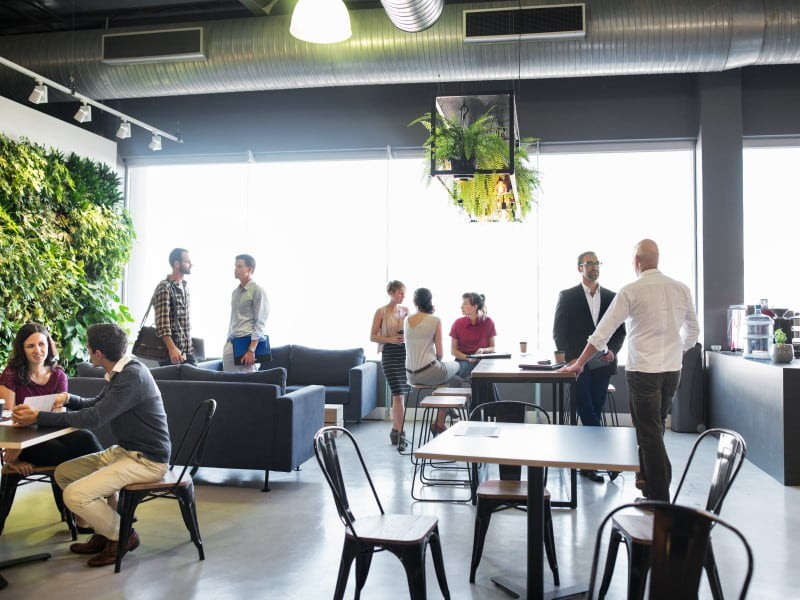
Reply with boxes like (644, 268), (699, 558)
(290, 0), (352, 44)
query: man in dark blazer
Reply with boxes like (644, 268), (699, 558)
(553, 251), (626, 482)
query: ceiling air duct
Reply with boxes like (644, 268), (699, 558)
(381, 0), (443, 33)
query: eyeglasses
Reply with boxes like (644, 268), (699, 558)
(580, 261), (602, 268)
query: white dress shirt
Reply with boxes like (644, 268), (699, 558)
(582, 282), (602, 325)
(588, 269), (700, 373)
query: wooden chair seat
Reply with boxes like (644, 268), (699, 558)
(431, 387), (472, 397)
(419, 396), (468, 410)
(476, 479), (551, 502)
(345, 514), (440, 545)
(122, 470), (188, 492)
(611, 510), (654, 545)
(1, 464), (57, 476)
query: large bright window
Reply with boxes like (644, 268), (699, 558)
(743, 143), (800, 310)
(126, 144), (695, 362)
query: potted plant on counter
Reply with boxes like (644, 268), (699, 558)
(772, 328), (794, 363)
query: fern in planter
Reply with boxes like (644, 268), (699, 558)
(410, 108), (541, 221)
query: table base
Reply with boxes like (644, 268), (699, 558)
(492, 575), (587, 599)
(0, 552), (51, 589)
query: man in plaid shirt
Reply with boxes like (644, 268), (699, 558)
(154, 247), (195, 365)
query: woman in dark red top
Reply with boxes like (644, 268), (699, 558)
(0, 323), (102, 476)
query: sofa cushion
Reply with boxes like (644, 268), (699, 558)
(288, 346), (364, 386)
(180, 363), (287, 394)
(323, 386), (351, 406)
(268, 345), (292, 372)
(149, 364), (183, 381)
(76, 362), (105, 377)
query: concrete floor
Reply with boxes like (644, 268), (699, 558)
(0, 420), (796, 599)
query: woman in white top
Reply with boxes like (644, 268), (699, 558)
(370, 280), (409, 448)
(404, 288), (460, 434)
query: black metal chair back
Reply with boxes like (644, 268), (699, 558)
(169, 398), (217, 485)
(314, 426), (384, 539)
(588, 501), (753, 600)
(469, 400), (550, 480)
(672, 428), (747, 514)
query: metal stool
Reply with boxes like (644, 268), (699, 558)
(602, 383), (620, 427)
(411, 395), (473, 502)
(399, 383), (441, 459)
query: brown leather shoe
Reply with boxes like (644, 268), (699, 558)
(86, 530), (140, 568)
(70, 533), (109, 555)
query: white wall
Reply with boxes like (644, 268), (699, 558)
(0, 95), (117, 167)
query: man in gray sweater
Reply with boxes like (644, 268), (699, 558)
(12, 323), (171, 567)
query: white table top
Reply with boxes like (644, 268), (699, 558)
(415, 421), (639, 472)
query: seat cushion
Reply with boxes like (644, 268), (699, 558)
(149, 364), (183, 380)
(180, 364), (287, 394)
(268, 345), (292, 372)
(322, 386), (350, 406)
(288, 346), (364, 386)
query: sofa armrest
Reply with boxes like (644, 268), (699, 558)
(347, 361), (378, 422)
(270, 384), (325, 472)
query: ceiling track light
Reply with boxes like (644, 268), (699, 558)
(116, 120), (132, 139)
(28, 81), (48, 104)
(0, 55), (183, 147)
(148, 134), (162, 151)
(73, 102), (92, 123)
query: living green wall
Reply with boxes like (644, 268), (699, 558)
(0, 133), (134, 372)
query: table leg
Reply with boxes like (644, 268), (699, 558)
(0, 552), (51, 589)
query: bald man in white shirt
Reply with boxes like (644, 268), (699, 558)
(562, 239), (700, 501)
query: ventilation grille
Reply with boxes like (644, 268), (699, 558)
(102, 27), (205, 64)
(464, 3), (585, 43)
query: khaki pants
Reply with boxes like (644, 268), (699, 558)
(55, 446), (168, 541)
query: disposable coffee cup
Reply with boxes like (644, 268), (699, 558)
(519, 341), (528, 354)
(554, 351), (566, 364)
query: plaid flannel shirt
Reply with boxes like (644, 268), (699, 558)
(154, 278), (193, 356)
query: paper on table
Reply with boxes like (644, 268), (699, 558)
(455, 423), (501, 437)
(24, 394), (57, 412)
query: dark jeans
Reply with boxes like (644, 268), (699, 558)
(456, 358), (499, 408)
(18, 429), (103, 465)
(626, 370), (681, 501)
(575, 368), (612, 427)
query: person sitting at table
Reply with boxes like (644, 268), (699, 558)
(12, 323), (171, 567)
(450, 292), (497, 379)
(0, 323), (103, 478)
(450, 292), (500, 406)
(404, 288), (461, 435)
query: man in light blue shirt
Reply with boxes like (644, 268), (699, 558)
(223, 253), (270, 372)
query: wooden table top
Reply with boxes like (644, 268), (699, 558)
(415, 421), (639, 472)
(0, 422), (75, 449)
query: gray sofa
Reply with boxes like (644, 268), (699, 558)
(200, 344), (377, 422)
(69, 362), (325, 491)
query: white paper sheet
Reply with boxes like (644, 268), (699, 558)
(23, 394), (57, 412)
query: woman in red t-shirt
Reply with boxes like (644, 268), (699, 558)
(0, 323), (102, 476)
(450, 292), (497, 379)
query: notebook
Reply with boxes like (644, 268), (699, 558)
(518, 362), (566, 371)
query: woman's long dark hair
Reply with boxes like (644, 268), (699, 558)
(7, 323), (59, 384)
(414, 288), (435, 314)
